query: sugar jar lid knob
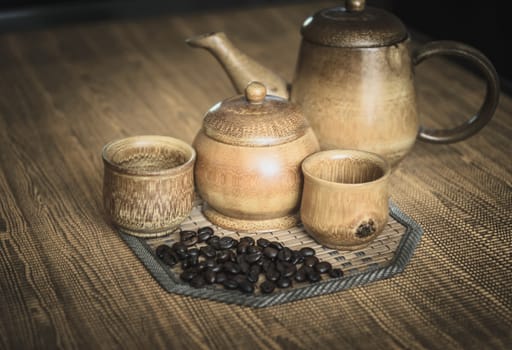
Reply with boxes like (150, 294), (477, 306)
(346, 0), (365, 12)
(245, 81), (267, 104)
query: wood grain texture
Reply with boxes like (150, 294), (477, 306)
(193, 80), (319, 231)
(186, 32), (290, 99)
(194, 129), (319, 230)
(102, 135), (195, 237)
(300, 150), (390, 250)
(0, 2), (511, 349)
(292, 38), (419, 167)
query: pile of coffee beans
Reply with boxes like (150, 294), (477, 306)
(155, 226), (344, 294)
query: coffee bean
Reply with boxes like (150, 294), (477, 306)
(206, 235), (221, 249)
(302, 265), (314, 274)
(307, 270), (321, 282)
(299, 247), (316, 257)
(181, 259), (191, 269)
(329, 268), (344, 278)
(240, 237), (255, 246)
(239, 280), (255, 294)
(247, 268), (260, 283)
(223, 279), (238, 290)
(269, 241), (283, 251)
(180, 269), (197, 282)
(187, 254), (199, 267)
(200, 245), (217, 258)
(162, 254), (178, 267)
(266, 268), (280, 282)
(203, 269), (216, 284)
(171, 241), (187, 252)
(205, 258), (217, 269)
(263, 247), (278, 259)
(156, 245), (172, 259)
(260, 280), (276, 294)
(275, 261), (286, 273)
(247, 273), (258, 284)
(315, 261), (332, 274)
(276, 261), (296, 278)
(257, 238), (271, 248)
(236, 241), (250, 254)
(223, 261), (241, 275)
(276, 277), (292, 289)
(215, 272), (227, 284)
(247, 245), (261, 254)
(156, 245), (178, 266)
(304, 256), (319, 267)
(232, 274), (248, 285)
(246, 251), (263, 264)
(196, 261), (207, 271)
(295, 266), (308, 282)
(190, 275), (206, 288)
(180, 230), (198, 246)
(236, 254), (246, 265)
(239, 261), (251, 274)
(262, 259), (275, 272)
(209, 263), (222, 272)
(179, 229), (196, 238)
(197, 226), (214, 242)
(171, 242), (188, 259)
(219, 236), (236, 250)
(290, 250), (304, 264)
(277, 247), (292, 262)
(216, 250), (231, 263)
(250, 264), (261, 275)
(187, 248), (199, 257)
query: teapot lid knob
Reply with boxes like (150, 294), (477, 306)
(245, 81), (267, 104)
(346, 0), (365, 12)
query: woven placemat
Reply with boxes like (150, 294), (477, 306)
(119, 200), (423, 307)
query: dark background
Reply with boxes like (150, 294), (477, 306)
(0, 0), (509, 93)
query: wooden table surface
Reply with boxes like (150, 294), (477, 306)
(0, 2), (511, 349)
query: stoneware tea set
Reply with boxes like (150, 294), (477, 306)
(102, 0), (499, 251)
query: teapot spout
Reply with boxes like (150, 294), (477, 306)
(186, 32), (289, 99)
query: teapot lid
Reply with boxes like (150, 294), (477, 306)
(202, 81), (309, 147)
(301, 0), (407, 48)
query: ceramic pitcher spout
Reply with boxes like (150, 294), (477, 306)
(186, 32), (289, 99)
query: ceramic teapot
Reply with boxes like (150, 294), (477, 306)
(193, 81), (320, 232)
(186, 0), (500, 167)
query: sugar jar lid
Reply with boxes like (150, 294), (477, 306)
(202, 82), (309, 147)
(301, 0), (408, 48)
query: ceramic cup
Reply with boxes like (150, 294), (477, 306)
(102, 135), (196, 238)
(300, 149), (390, 250)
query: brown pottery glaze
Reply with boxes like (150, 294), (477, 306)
(186, 0), (500, 168)
(193, 82), (320, 232)
(102, 135), (195, 237)
(300, 149), (390, 250)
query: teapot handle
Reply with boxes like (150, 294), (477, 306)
(413, 41), (500, 143)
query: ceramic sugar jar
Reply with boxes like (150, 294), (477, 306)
(193, 81), (320, 232)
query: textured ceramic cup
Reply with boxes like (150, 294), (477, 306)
(300, 150), (390, 250)
(102, 135), (195, 237)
